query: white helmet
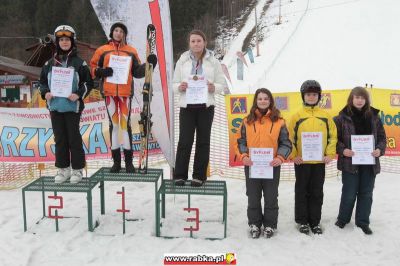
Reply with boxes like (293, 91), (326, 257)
(54, 25), (76, 40)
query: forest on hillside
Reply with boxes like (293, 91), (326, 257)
(0, 0), (255, 62)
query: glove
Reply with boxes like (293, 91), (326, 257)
(147, 54), (157, 68)
(95, 67), (113, 78)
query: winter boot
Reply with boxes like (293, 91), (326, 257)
(124, 149), (135, 173)
(311, 224), (323, 234)
(335, 220), (346, 229)
(110, 149), (121, 173)
(299, 224), (310, 234)
(191, 178), (204, 187)
(263, 227), (275, 238)
(54, 167), (71, 183)
(174, 179), (186, 186)
(249, 224), (261, 239)
(357, 225), (373, 235)
(70, 169), (83, 183)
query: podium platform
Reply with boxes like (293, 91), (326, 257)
(90, 167), (163, 230)
(22, 176), (99, 232)
(156, 180), (227, 239)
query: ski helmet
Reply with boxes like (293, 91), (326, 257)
(300, 80), (322, 105)
(54, 25), (76, 54)
(54, 25), (76, 40)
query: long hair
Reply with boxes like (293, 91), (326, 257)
(120, 35), (127, 46)
(346, 86), (372, 115)
(246, 88), (281, 124)
(188, 29), (207, 62)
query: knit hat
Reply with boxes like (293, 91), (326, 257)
(109, 22), (128, 39)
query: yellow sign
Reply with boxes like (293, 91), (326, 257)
(226, 88), (400, 166)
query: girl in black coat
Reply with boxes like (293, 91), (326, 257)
(333, 86), (386, 235)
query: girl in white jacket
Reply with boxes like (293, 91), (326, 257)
(173, 30), (227, 187)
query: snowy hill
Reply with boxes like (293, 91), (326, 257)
(223, 0), (400, 93)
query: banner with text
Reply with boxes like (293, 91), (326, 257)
(0, 102), (161, 162)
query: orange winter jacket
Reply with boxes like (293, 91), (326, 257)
(90, 41), (145, 97)
(235, 109), (292, 163)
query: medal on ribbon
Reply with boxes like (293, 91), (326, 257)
(193, 60), (201, 81)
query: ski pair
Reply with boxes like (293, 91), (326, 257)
(138, 24), (156, 173)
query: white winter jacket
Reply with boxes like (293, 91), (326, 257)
(173, 50), (227, 107)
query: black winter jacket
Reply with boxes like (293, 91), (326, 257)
(334, 106), (386, 175)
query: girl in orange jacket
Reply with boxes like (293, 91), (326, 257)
(236, 88), (292, 239)
(90, 22), (157, 173)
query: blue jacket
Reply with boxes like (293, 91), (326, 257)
(39, 49), (93, 112)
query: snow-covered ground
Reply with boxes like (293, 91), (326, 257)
(224, 0), (400, 93)
(1, 166), (399, 266)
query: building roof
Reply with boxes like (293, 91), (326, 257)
(0, 37), (98, 80)
(25, 38), (99, 52)
(0, 56), (25, 65)
(25, 36), (98, 67)
(0, 56), (41, 80)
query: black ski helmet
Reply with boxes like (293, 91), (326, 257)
(300, 80), (322, 105)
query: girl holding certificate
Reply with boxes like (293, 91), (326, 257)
(90, 22), (157, 173)
(334, 86), (386, 235)
(173, 30), (227, 187)
(288, 80), (337, 235)
(235, 88), (292, 238)
(39, 25), (93, 183)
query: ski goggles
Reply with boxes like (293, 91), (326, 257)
(55, 31), (74, 38)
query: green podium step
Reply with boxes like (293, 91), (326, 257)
(90, 167), (163, 183)
(22, 176), (99, 232)
(90, 167), (163, 233)
(160, 180), (227, 196)
(156, 180), (227, 239)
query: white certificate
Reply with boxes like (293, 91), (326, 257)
(301, 132), (323, 161)
(250, 148), (274, 179)
(351, 135), (375, 165)
(106, 55), (131, 84)
(50, 67), (74, 98)
(186, 75), (208, 104)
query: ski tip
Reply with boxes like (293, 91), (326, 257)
(148, 24), (156, 30)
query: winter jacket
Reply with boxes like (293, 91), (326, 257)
(334, 106), (386, 175)
(173, 50), (227, 107)
(90, 41), (145, 97)
(288, 105), (337, 163)
(39, 49), (93, 113)
(236, 109), (292, 162)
